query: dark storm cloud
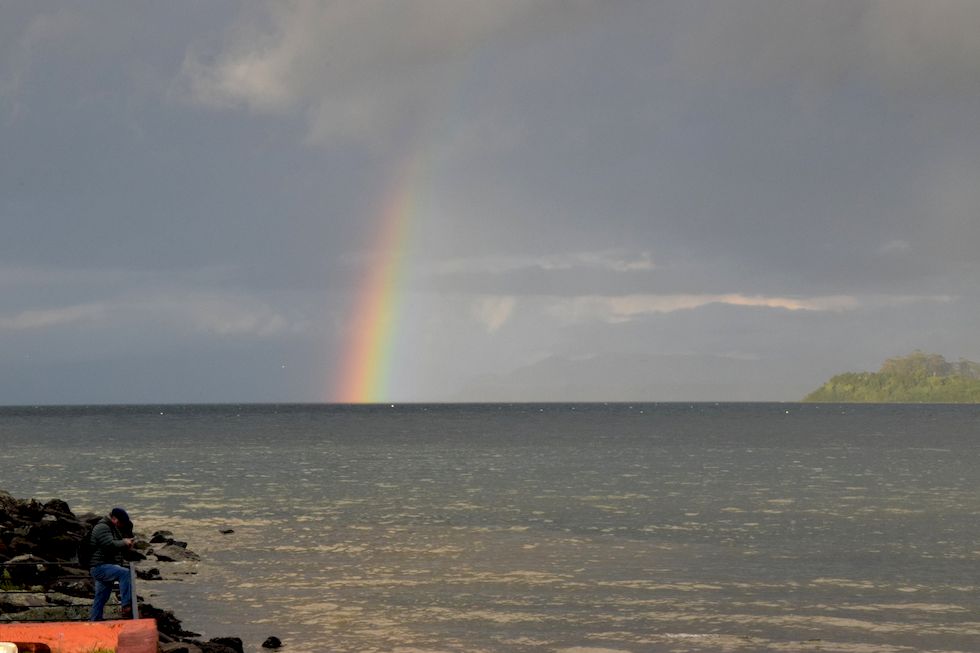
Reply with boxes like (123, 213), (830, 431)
(2, 1), (980, 402)
(414, 0), (980, 299)
(0, 2), (373, 285)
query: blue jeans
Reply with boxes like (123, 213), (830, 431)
(89, 563), (132, 621)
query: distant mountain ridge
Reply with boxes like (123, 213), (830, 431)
(804, 352), (980, 403)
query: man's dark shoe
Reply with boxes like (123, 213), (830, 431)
(120, 604), (134, 619)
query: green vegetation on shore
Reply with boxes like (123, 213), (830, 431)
(804, 352), (980, 403)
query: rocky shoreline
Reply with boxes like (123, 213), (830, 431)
(0, 491), (277, 653)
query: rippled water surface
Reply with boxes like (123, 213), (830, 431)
(2, 403), (980, 652)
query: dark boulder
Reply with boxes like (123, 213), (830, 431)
(34, 534), (80, 562)
(208, 637), (244, 653)
(150, 530), (174, 543)
(42, 499), (72, 517)
(137, 567), (162, 581)
(3, 554), (53, 586)
(14, 499), (45, 521)
(29, 514), (82, 540)
(138, 602), (199, 638)
(50, 575), (94, 598)
(0, 490), (18, 510)
(152, 543), (200, 562)
(76, 512), (100, 525)
(7, 536), (37, 556)
(0, 531), (14, 548)
(160, 644), (195, 653)
(261, 636), (283, 649)
(197, 644), (237, 653)
(0, 591), (47, 613)
(122, 546), (148, 562)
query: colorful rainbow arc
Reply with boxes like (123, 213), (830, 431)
(329, 46), (482, 403)
(332, 158), (419, 403)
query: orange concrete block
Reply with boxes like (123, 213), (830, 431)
(0, 619), (157, 653)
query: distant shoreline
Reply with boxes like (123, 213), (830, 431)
(804, 352), (980, 403)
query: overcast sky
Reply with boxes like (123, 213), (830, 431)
(2, 1), (980, 404)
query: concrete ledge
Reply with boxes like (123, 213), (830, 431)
(0, 619), (157, 653)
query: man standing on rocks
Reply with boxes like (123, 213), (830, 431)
(88, 507), (135, 621)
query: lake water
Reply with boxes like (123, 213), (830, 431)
(1, 403), (979, 652)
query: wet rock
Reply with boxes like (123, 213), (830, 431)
(41, 590), (86, 607)
(121, 546), (147, 562)
(138, 602), (199, 638)
(34, 533), (81, 561)
(261, 636), (283, 648)
(136, 567), (162, 581)
(0, 591), (47, 612)
(0, 490), (18, 509)
(42, 499), (72, 517)
(76, 511), (100, 525)
(0, 604), (91, 622)
(208, 637), (244, 653)
(13, 499), (44, 522)
(152, 543), (201, 562)
(49, 576), (93, 598)
(151, 530), (175, 543)
(196, 644), (237, 653)
(3, 554), (52, 586)
(36, 514), (83, 537)
(8, 535), (36, 556)
(219, 529), (235, 535)
(160, 643), (198, 653)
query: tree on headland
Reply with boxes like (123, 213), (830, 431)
(803, 352), (980, 403)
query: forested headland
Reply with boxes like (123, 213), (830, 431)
(803, 352), (980, 403)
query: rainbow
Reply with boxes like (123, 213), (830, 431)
(331, 156), (421, 403)
(328, 48), (485, 403)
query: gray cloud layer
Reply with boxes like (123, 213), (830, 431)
(2, 1), (979, 403)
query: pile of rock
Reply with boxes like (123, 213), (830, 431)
(0, 491), (280, 653)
